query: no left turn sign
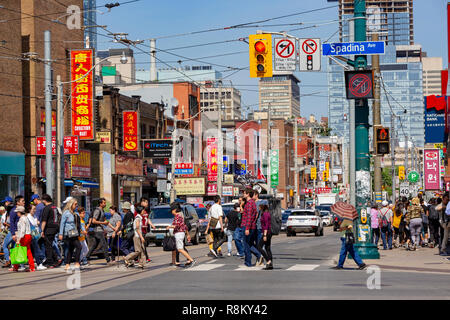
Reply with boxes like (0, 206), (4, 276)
(276, 39), (295, 58)
(274, 38), (297, 71)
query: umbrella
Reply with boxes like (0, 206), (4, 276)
(330, 201), (358, 221)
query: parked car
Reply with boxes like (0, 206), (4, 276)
(320, 210), (331, 226)
(281, 209), (291, 231)
(286, 209), (323, 237)
(221, 203), (235, 217)
(145, 204), (200, 246)
(195, 206), (209, 242)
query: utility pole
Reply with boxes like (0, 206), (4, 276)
(44, 30), (54, 200)
(372, 33), (382, 195)
(349, 100), (356, 207)
(170, 115), (177, 203)
(391, 114), (396, 203)
(267, 102), (272, 196)
(404, 135), (409, 174)
(294, 118), (299, 207)
(353, 0), (379, 259)
(56, 76), (64, 206)
(217, 80), (223, 198)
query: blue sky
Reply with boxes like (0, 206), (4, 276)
(95, 0), (448, 119)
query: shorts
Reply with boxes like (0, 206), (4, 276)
(175, 232), (185, 250)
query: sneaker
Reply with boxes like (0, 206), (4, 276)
(358, 264), (367, 270)
(37, 264), (47, 271)
(218, 251), (223, 257)
(264, 263), (273, 270)
(227, 252), (231, 257)
(209, 249), (218, 258)
(18, 266), (26, 272)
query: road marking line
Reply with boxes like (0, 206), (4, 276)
(234, 265), (265, 271)
(187, 264), (225, 271)
(286, 264), (319, 271)
(206, 260), (218, 264)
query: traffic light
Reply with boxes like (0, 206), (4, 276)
(307, 55), (313, 70)
(375, 127), (390, 155)
(399, 166), (405, 180)
(310, 167), (317, 180)
(323, 170), (329, 181)
(249, 34), (273, 78)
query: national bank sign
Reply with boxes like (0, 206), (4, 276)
(143, 139), (173, 158)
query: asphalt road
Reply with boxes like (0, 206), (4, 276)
(1, 227), (449, 300)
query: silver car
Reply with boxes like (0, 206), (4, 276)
(286, 209), (324, 237)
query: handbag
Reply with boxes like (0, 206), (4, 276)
(68, 228), (79, 238)
(205, 233), (213, 245)
(10, 244), (28, 265)
(31, 225), (41, 241)
(209, 217), (219, 229)
(162, 234), (176, 251)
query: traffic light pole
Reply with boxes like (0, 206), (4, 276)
(353, 0), (379, 259)
(372, 33), (382, 195)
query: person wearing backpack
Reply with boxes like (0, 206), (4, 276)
(428, 198), (440, 248)
(406, 197), (423, 251)
(120, 202), (134, 256)
(40, 194), (62, 268)
(378, 201), (393, 250)
(257, 203), (273, 270)
(86, 198), (110, 263)
(224, 203), (241, 257)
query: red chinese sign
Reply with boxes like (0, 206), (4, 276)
(316, 187), (332, 194)
(207, 183), (218, 196)
(424, 149), (441, 190)
(36, 136), (79, 155)
(123, 111), (138, 151)
(40, 111), (56, 136)
(71, 49), (94, 140)
(207, 137), (218, 181)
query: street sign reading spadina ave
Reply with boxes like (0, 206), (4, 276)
(322, 41), (385, 56)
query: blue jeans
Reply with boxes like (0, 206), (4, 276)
(226, 229), (234, 254)
(52, 236), (61, 259)
(380, 224), (393, 249)
(233, 227), (244, 256)
(120, 237), (134, 256)
(31, 237), (45, 265)
(2, 232), (14, 262)
(338, 237), (364, 268)
(372, 227), (380, 246)
(243, 229), (261, 266)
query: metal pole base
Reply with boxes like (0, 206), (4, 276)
(353, 242), (380, 259)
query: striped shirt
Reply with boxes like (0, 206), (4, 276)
(241, 199), (257, 231)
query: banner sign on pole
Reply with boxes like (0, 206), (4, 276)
(423, 149), (440, 190)
(36, 136), (79, 155)
(123, 111), (138, 151)
(270, 150), (279, 187)
(71, 49), (94, 140)
(207, 138), (218, 181)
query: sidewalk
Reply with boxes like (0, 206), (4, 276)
(334, 245), (450, 274)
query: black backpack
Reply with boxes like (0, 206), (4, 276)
(429, 205), (439, 220)
(270, 204), (282, 235)
(47, 206), (61, 230)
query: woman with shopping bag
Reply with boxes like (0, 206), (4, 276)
(10, 206), (34, 272)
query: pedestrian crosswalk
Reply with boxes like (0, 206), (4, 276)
(186, 262), (321, 272)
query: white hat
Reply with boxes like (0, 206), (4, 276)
(63, 196), (74, 204)
(382, 200), (389, 207)
(122, 202), (131, 210)
(15, 206), (25, 213)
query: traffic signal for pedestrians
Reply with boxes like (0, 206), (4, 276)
(375, 127), (390, 155)
(249, 34), (273, 78)
(399, 166), (405, 180)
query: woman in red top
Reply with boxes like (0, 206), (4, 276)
(166, 203), (196, 267)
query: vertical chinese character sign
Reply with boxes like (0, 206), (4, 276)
(122, 111), (138, 151)
(423, 149), (440, 190)
(207, 138), (218, 181)
(71, 49), (94, 140)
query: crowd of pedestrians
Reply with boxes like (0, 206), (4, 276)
(369, 193), (450, 256)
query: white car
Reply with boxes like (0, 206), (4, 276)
(286, 209), (323, 237)
(320, 210), (331, 226)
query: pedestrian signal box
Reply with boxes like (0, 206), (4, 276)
(249, 34), (273, 78)
(375, 127), (390, 155)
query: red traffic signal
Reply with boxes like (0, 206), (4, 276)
(255, 41), (266, 53)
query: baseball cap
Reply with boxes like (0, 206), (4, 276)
(382, 200), (388, 207)
(3, 196), (12, 203)
(31, 194), (40, 201)
(63, 196), (74, 204)
(122, 202), (131, 210)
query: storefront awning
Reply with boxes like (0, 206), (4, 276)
(41, 179), (74, 187)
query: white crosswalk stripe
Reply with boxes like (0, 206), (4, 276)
(286, 264), (319, 271)
(187, 264), (225, 271)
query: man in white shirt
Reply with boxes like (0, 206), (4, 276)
(205, 195), (225, 258)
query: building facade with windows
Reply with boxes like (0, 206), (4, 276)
(256, 74), (300, 120)
(83, 0), (97, 50)
(200, 85), (242, 121)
